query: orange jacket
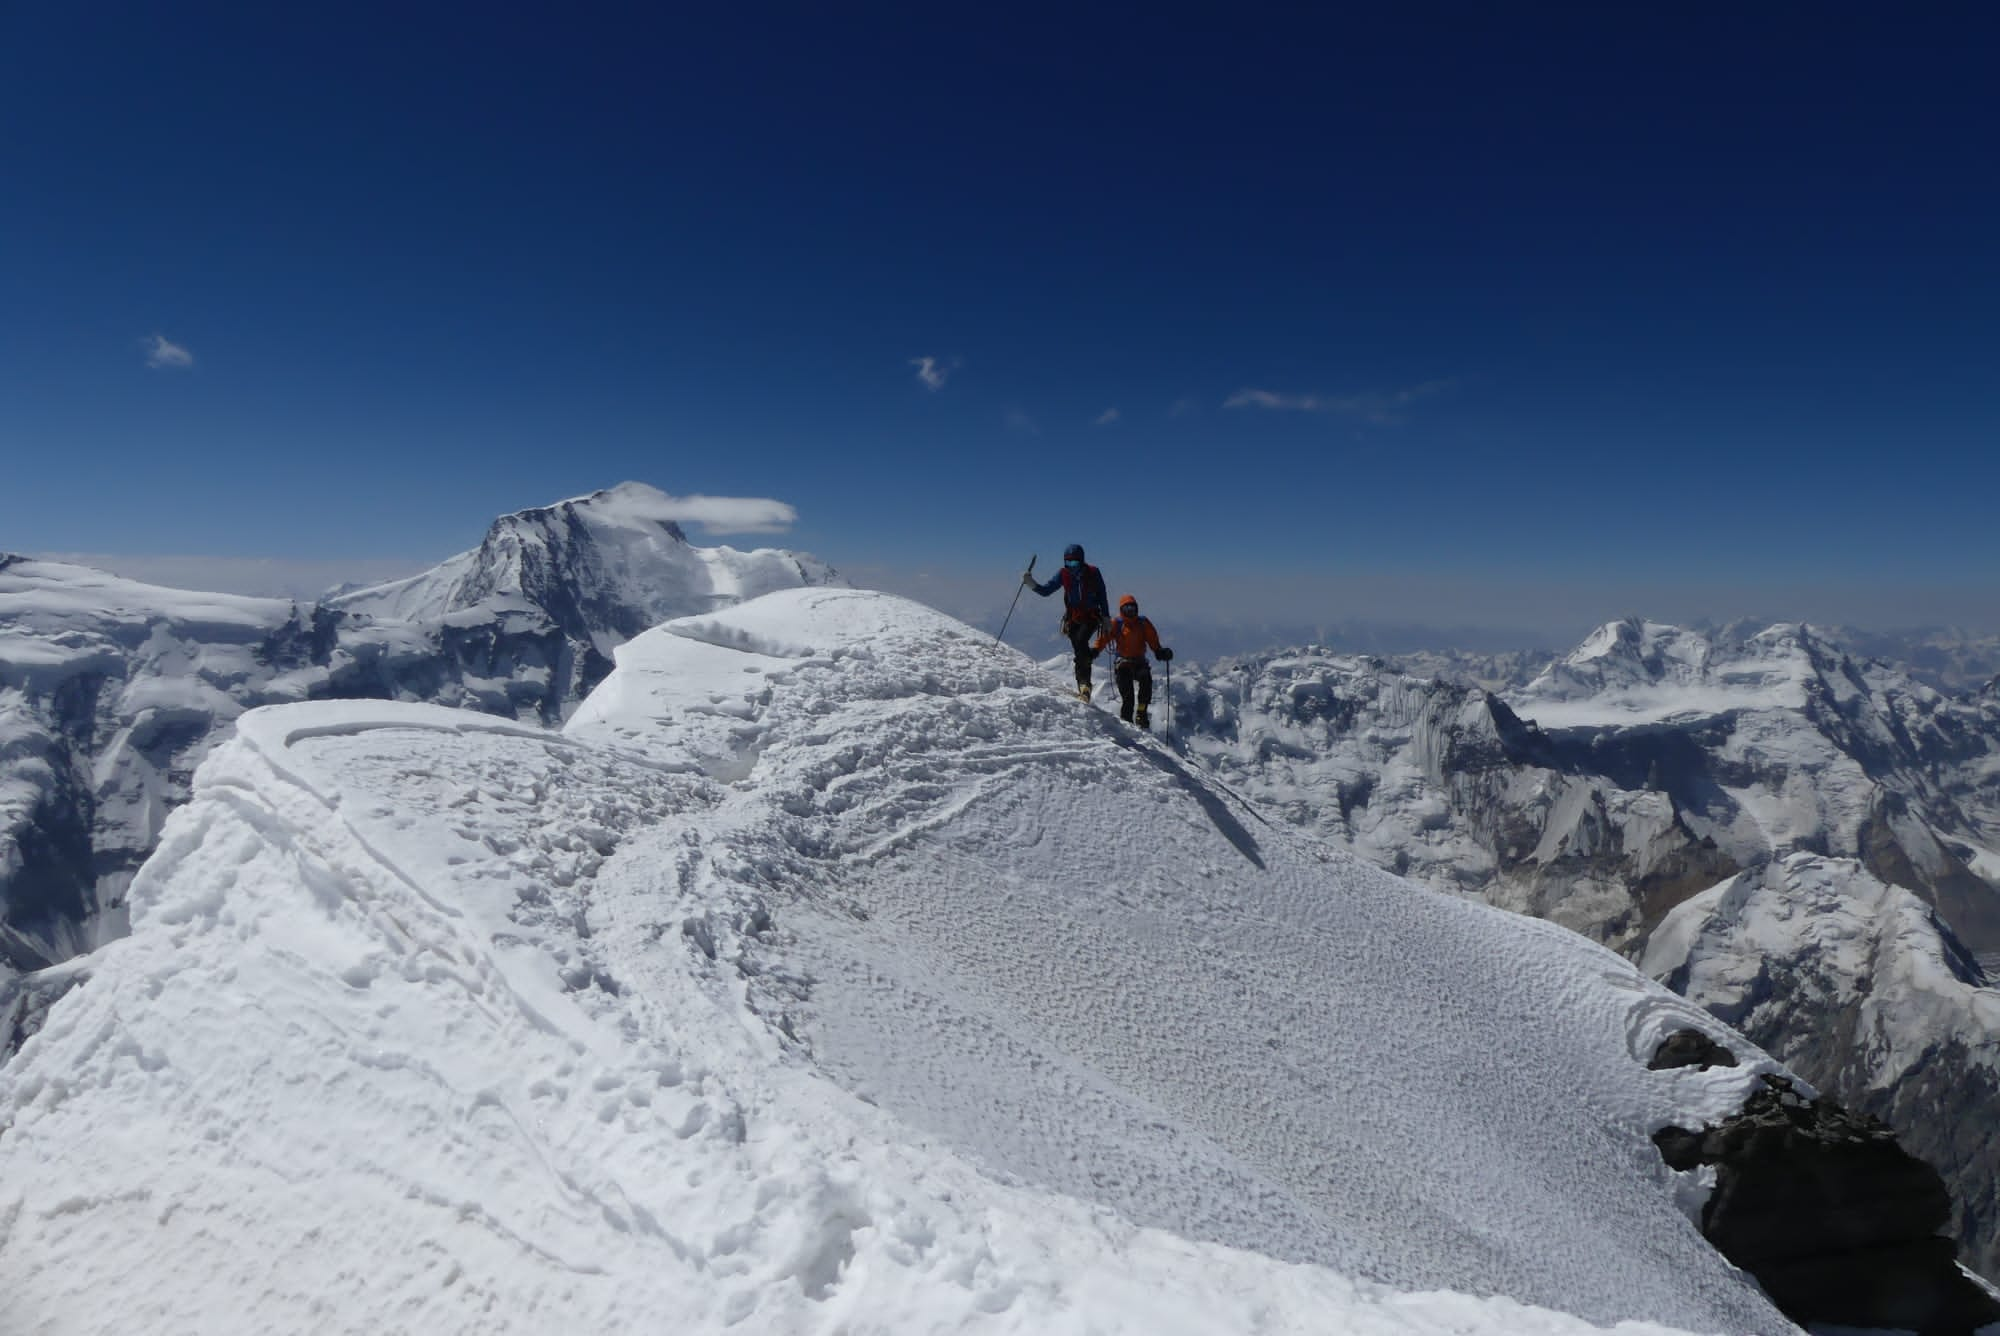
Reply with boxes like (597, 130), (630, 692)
(1094, 614), (1163, 664)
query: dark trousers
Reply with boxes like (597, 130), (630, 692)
(1115, 660), (1153, 720)
(1064, 615), (1100, 686)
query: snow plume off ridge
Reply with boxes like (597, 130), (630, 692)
(0, 589), (1796, 1334)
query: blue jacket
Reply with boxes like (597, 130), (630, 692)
(1033, 563), (1110, 621)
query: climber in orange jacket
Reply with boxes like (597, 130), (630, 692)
(1092, 594), (1174, 729)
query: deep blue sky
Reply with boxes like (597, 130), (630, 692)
(4, 4), (1996, 637)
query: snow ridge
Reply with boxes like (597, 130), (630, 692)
(0, 589), (1794, 1334)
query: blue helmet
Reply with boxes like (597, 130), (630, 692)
(1063, 543), (1085, 564)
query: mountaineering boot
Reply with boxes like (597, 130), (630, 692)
(1135, 706), (1150, 731)
(1077, 681), (1092, 702)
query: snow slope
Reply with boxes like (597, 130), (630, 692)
(0, 588), (1795, 1334)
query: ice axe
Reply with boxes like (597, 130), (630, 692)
(996, 554), (1035, 644)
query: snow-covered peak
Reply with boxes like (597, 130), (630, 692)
(0, 588), (1799, 1333)
(329, 482), (839, 649)
(1568, 617), (1707, 670)
(1511, 619), (1823, 728)
(1644, 853), (1989, 1016)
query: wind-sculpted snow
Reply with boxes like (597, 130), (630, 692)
(0, 589), (1796, 1334)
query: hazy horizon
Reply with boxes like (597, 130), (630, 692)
(27, 542), (2000, 667)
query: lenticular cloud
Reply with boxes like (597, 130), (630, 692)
(646, 491), (798, 533)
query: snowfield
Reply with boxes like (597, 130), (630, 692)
(0, 590), (1799, 1334)
(1509, 620), (1813, 729)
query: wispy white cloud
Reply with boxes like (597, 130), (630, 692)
(910, 355), (958, 391)
(1224, 379), (1455, 425)
(144, 333), (194, 369)
(649, 494), (798, 534)
(1223, 389), (1312, 411)
(1094, 408), (1120, 426)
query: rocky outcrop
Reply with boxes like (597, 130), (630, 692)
(1646, 855), (2000, 1285)
(1647, 1027), (1738, 1071)
(1654, 1068), (2000, 1334)
(1, 964), (84, 1059)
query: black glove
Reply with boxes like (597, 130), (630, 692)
(1021, 571), (1036, 587)
(1157, 647), (1174, 662)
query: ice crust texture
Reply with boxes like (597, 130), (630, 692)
(0, 589), (1796, 1334)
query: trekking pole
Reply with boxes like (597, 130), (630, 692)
(1164, 659), (1173, 743)
(995, 554), (1035, 644)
